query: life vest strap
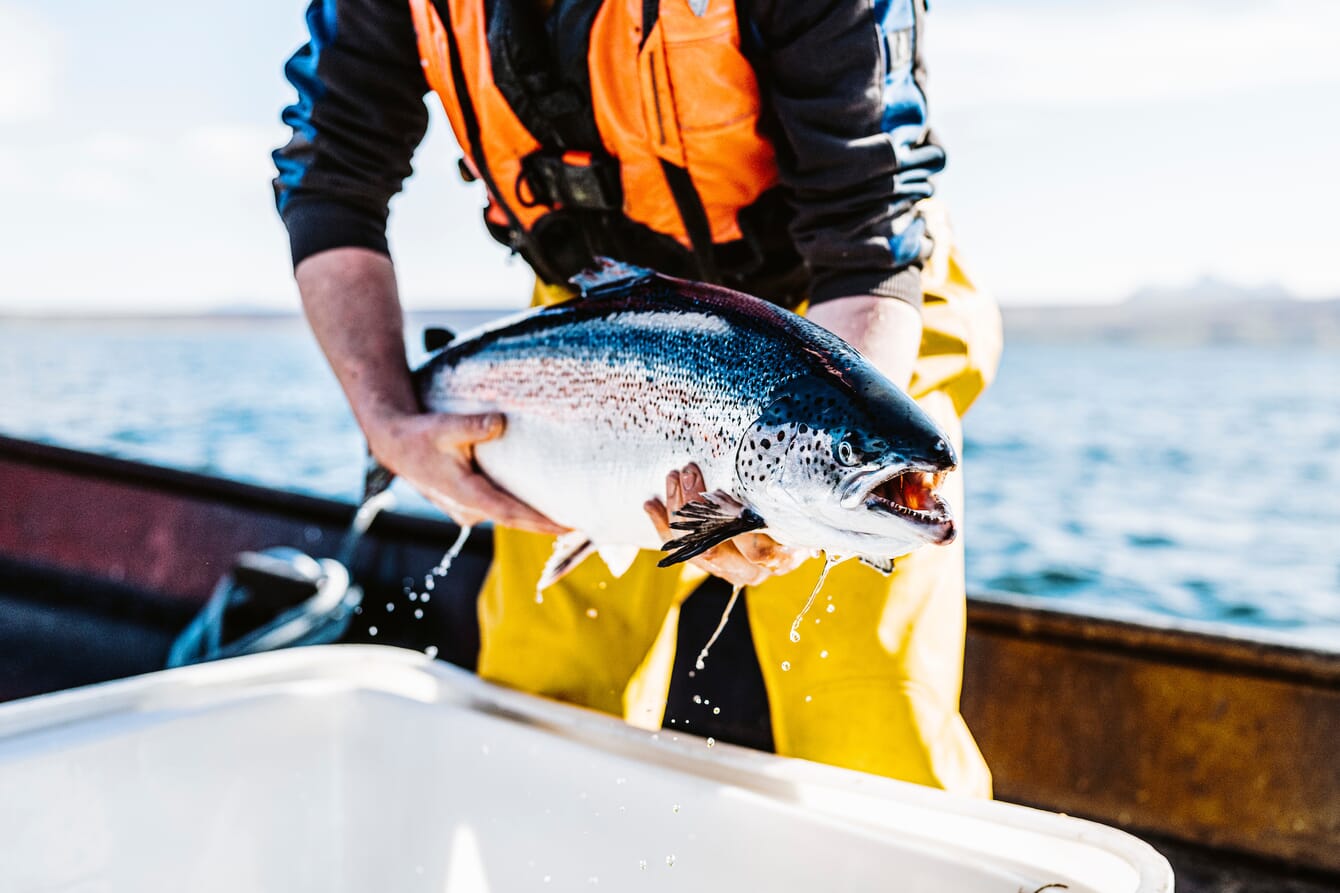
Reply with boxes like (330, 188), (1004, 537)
(519, 150), (622, 212)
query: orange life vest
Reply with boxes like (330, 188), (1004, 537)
(407, 0), (803, 301)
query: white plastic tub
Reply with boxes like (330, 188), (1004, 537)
(0, 646), (1172, 892)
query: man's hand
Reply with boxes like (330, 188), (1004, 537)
(644, 464), (813, 587)
(364, 408), (567, 533)
(296, 247), (565, 534)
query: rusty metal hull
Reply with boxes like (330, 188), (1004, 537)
(2, 434), (1337, 886)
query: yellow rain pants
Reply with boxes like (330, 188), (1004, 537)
(476, 200), (1002, 797)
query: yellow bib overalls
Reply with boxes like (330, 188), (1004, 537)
(476, 201), (1002, 797)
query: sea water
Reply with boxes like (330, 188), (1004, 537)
(2, 315), (1337, 648)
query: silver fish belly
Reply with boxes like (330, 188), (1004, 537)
(420, 307), (765, 549)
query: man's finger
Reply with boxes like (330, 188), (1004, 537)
(429, 412), (505, 449)
(449, 464), (567, 534)
(679, 463), (706, 502)
(664, 471), (683, 516)
(645, 498), (672, 541)
(736, 533), (802, 572)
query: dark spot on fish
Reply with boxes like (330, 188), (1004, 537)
(776, 431), (785, 441)
(761, 439), (771, 449)
(798, 424), (808, 434)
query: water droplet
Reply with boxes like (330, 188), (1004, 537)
(385, 602), (395, 612)
(804, 695), (813, 703)
(639, 861), (648, 871)
(791, 556), (837, 642)
(712, 706), (720, 715)
(692, 695), (702, 704)
(666, 855), (676, 867)
(781, 661), (791, 671)
(586, 607), (599, 619)
(826, 604), (835, 613)
(535, 592), (545, 604)
(706, 737), (716, 748)
(353, 605), (363, 615)
(425, 645), (439, 659)
(671, 804), (680, 814)
(424, 578), (435, 591)
(820, 650), (829, 659)
(426, 525), (472, 588)
(616, 777), (626, 785)
(414, 608), (424, 619)
(544, 875), (551, 883)
(408, 591), (418, 602)
(695, 583), (742, 672)
(368, 626), (378, 637)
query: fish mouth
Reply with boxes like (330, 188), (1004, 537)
(844, 466), (956, 545)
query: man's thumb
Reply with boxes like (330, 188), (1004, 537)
(431, 412), (505, 449)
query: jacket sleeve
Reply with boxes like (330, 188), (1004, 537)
(272, 0), (431, 267)
(745, 0), (944, 308)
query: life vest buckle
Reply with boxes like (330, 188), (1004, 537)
(519, 151), (622, 213)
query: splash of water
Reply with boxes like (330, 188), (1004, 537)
(428, 525), (472, 583)
(790, 554), (839, 643)
(694, 583), (743, 671)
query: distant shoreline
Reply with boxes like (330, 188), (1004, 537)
(4, 297), (1338, 348)
(1003, 297), (1340, 348)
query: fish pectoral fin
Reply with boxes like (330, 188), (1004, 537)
(364, 447), (395, 502)
(658, 492), (766, 567)
(857, 554), (897, 575)
(596, 544), (640, 578)
(538, 532), (597, 591)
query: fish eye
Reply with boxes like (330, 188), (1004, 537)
(837, 440), (859, 466)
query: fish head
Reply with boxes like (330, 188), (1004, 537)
(736, 376), (959, 556)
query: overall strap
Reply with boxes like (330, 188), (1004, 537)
(640, 0), (720, 281)
(428, 0), (569, 284)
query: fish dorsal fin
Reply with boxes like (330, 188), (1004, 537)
(423, 327), (455, 351)
(569, 257), (655, 298)
(858, 554), (896, 575)
(596, 544), (640, 578)
(537, 531), (596, 591)
(658, 491), (765, 568)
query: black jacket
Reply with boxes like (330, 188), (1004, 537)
(273, 0), (942, 308)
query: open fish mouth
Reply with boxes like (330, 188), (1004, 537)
(845, 467), (956, 544)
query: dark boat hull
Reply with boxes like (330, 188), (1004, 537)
(2, 434), (1337, 890)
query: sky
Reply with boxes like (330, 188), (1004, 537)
(0, 0), (1337, 313)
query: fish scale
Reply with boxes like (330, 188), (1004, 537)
(409, 269), (959, 579)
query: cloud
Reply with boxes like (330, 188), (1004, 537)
(181, 123), (290, 185)
(86, 132), (150, 164)
(931, 0), (1340, 109)
(0, 5), (58, 122)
